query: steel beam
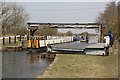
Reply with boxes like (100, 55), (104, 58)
(27, 22), (102, 26)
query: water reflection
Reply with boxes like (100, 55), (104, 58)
(2, 51), (53, 78)
(27, 53), (39, 64)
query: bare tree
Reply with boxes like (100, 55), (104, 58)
(2, 2), (29, 35)
(0, 2), (2, 37)
(118, 1), (120, 37)
(65, 30), (73, 36)
(35, 25), (58, 36)
(96, 2), (118, 36)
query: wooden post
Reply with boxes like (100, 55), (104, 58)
(28, 40), (31, 48)
(38, 40), (40, 48)
(14, 36), (16, 43)
(9, 37), (11, 44)
(3, 37), (5, 45)
(27, 35), (29, 40)
(100, 24), (102, 42)
(20, 35), (21, 41)
(31, 40), (32, 48)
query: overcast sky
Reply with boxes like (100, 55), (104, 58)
(18, 2), (108, 22)
(18, 2), (108, 34)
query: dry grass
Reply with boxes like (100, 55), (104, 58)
(39, 54), (118, 78)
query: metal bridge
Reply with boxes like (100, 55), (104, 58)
(27, 22), (104, 38)
(27, 22), (109, 56)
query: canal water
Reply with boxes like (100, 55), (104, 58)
(2, 51), (53, 78)
(2, 36), (99, 78)
(75, 37), (99, 43)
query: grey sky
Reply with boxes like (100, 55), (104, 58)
(18, 2), (108, 34)
(18, 2), (108, 22)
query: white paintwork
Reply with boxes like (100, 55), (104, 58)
(85, 43), (105, 48)
(104, 36), (110, 47)
(0, 35), (73, 47)
(39, 36), (73, 47)
(86, 51), (105, 55)
(30, 24), (39, 27)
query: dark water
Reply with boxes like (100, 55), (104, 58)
(2, 51), (53, 78)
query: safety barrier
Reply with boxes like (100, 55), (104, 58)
(1, 35), (73, 48)
(0, 35), (25, 45)
(0, 35), (43, 45)
(39, 36), (73, 47)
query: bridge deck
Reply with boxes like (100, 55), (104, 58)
(85, 43), (106, 48)
(51, 42), (89, 49)
(49, 41), (106, 52)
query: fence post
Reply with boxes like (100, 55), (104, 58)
(38, 39), (40, 48)
(3, 37), (5, 45)
(27, 35), (29, 40)
(9, 37), (11, 44)
(14, 36), (16, 43)
(20, 35), (21, 41)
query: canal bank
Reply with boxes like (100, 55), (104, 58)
(37, 54), (58, 78)
(2, 40), (28, 52)
(37, 52), (118, 78)
(36, 38), (118, 78)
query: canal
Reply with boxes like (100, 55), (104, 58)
(2, 51), (53, 78)
(2, 36), (99, 78)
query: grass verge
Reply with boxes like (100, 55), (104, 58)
(38, 54), (118, 78)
